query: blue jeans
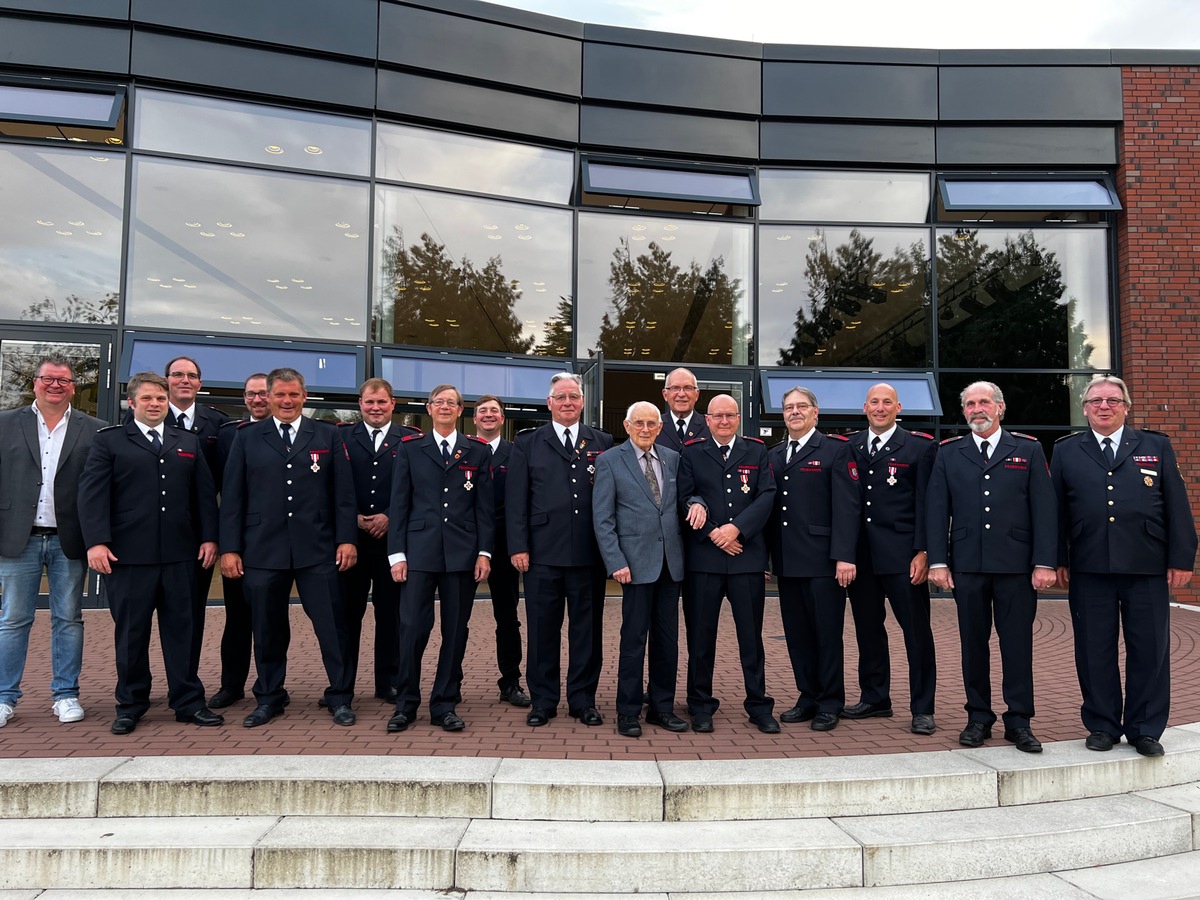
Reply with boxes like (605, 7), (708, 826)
(0, 533), (85, 704)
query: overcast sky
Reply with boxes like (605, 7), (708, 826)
(488, 0), (1200, 50)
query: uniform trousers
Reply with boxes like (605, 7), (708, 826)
(242, 563), (351, 710)
(105, 561), (205, 719)
(340, 534), (401, 697)
(1069, 571), (1171, 741)
(616, 566), (681, 717)
(187, 561), (214, 679)
(778, 575), (845, 715)
(396, 569), (476, 719)
(953, 571), (1036, 729)
(485, 553), (524, 690)
(216, 572), (253, 694)
(847, 566), (937, 713)
(524, 563), (604, 710)
(683, 571), (772, 718)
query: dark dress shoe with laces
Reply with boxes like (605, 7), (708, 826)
(780, 704), (817, 724)
(1132, 735), (1165, 757)
(692, 713), (714, 733)
(911, 714), (936, 735)
(208, 688), (244, 709)
(752, 714), (782, 734)
(499, 684), (532, 707)
(1085, 731), (1116, 751)
(110, 715), (138, 735)
(331, 704), (356, 726)
(617, 715), (642, 737)
(387, 712), (410, 733)
(1004, 727), (1043, 753)
(811, 712), (839, 732)
(646, 710), (690, 732)
(177, 707), (224, 727)
(527, 707), (556, 727)
(958, 722), (992, 747)
(841, 701), (894, 719)
(243, 705), (281, 728)
(374, 686), (398, 702)
(570, 706), (603, 726)
(434, 712), (465, 732)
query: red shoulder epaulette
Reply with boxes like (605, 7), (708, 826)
(743, 436), (765, 444)
(684, 437), (708, 446)
(911, 431), (934, 440)
(1010, 431), (1038, 441)
(401, 433), (423, 442)
(827, 433), (849, 442)
(469, 434), (489, 443)
(940, 435), (964, 445)
(236, 419), (256, 429)
(218, 419), (240, 430)
(338, 421), (354, 427)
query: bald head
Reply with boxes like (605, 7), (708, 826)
(863, 382), (901, 434)
(624, 401), (663, 451)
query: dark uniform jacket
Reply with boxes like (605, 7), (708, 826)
(767, 431), (860, 578)
(656, 411), (711, 453)
(126, 403), (228, 486)
(388, 431), (495, 572)
(850, 427), (938, 575)
(506, 423), (613, 566)
(341, 421), (420, 523)
(926, 430), (1057, 573)
(678, 435), (776, 575)
(218, 417), (357, 568)
(490, 438), (514, 559)
(78, 422), (218, 564)
(1051, 428), (1198, 575)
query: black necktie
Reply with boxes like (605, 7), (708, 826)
(788, 439), (799, 463)
(1102, 436), (1116, 467)
(563, 428), (573, 454)
(721, 443), (730, 462)
(677, 418), (687, 444)
(441, 438), (452, 465)
(281, 422), (292, 451)
(870, 435), (881, 457)
(149, 429), (161, 454)
(372, 428), (383, 451)
(177, 413), (188, 431)
(980, 440), (990, 464)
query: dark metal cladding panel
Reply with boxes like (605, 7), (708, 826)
(380, 4), (581, 98)
(582, 43), (761, 115)
(131, 0), (377, 59)
(763, 62), (937, 120)
(936, 126), (1118, 165)
(583, 22), (760, 57)
(940, 66), (1123, 121)
(131, 30), (375, 110)
(0, 14), (131, 74)
(396, 0), (584, 38)
(764, 44), (938, 64)
(378, 69), (579, 144)
(937, 48), (1113, 65)
(0, 0), (129, 18)
(761, 121), (935, 165)
(580, 104), (758, 160)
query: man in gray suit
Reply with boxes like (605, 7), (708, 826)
(593, 401), (689, 737)
(0, 356), (106, 727)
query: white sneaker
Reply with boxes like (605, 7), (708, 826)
(52, 698), (85, 723)
(0, 702), (13, 727)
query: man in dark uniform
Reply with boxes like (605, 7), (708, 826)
(208, 372), (270, 709)
(768, 387), (860, 733)
(1051, 375), (1197, 756)
(340, 378), (419, 704)
(473, 395), (530, 707)
(219, 367), (358, 728)
(927, 381), (1058, 753)
(506, 373), (613, 727)
(79, 372), (223, 734)
(846, 383), (939, 736)
(386, 384), (493, 733)
(677, 393), (778, 734)
(656, 367), (711, 453)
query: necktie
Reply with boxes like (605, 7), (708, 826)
(870, 435), (881, 457)
(643, 452), (661, 506)
(979, 440), (990, 464)
(788, 439), (799, 463)
(441, 438), (452, 465)
(1102, 436), (1116, 467)
(177, 413), (188, 431)
(563, 428), (573, 454)
(149, 429), (161, 454)
(676, 418), (687, 444)
(371, 428), (383, 451)
(281, 422), (292, 451)
(721, 443), (730, 462)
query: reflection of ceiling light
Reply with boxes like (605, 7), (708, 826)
(55, 230), (72, 236)
(85, 230), (102, 236)
(533, 281), (545, 286)
(185, 222), (201, 228)
(267, 278), (280, 283)
(89, 156), (109, 162)
(954, 227), (971, 241)
(275, 284), (288, 290)
(67, 220), (84, 227)
(776, 234), (792, 241)
(536, 288), (547, 292)
(808, 231), (822, 241)
(250, 320), (261, 324)
(104, 137), (123, 145)
(265, 145), (284, 154)
(158, 283), (172, 289)
(216, 221), (232, 228)
(775, 281), (788, 287)
(631, 224), (647, 231)
(518, 234), (532, 240)
(488, 234), (502, 240)
(184, 284), (196, 289)
(343, 232), (359, 238)
(291, 278), (304, 283)
(770, 288), (784, 293)
(229, 232), (245, 237)
(414, 280), (426, 284)
(334, 222), (350, 229)
(661, 235), (675, 241)
(146, 277), (160, 282)
(663, 224), (678, 231)
(654, 283), (666, 288)
(898, 281), (913, 288)
(890, 288), (902, 293)
(199, 231), (215, 237)
(872, 280), (886, 288)
(304, 146), (322, 155)
(514, 224), (529, 231)
(631, 235), (645, 240)
(483, 224), (499, 230)
(172, 277), (185, 282)
(299, 284), (312, 290)
(36, 219), (53, 226)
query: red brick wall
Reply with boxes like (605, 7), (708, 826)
(1118, 67), (1200, 602)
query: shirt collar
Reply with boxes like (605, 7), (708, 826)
(552, 421), (578, 443)
(972, 429), (1001, 451)
(433, 429), (459, 449)
(868, 424), (897, 448)
(133, 419), (161, 439)
(170, 401), (195, 421)
(272, 416), (300, 435)
(32, 401), (71, 427)
(487, 436), (501, 452)
(1092, 426), (1123, 449)
(789, 429), (815, 452)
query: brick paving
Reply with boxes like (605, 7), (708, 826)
(3, 593), (1200, 761)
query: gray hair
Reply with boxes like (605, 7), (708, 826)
(625, 401), (661, 423)
(959, 381), (1004, 408)
(782, 386), (818, 408)
(1083, 375), (1133, 409)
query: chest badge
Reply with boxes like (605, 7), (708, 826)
(887, 464), (898, 487)
(1145, 475), (1154, 487)
(464, 469), (475, 490)
(310, 452), (321, 473)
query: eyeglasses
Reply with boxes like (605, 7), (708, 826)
(35, 376), (75, 387)
(629, 420), (660, 430)
(244, 390), (268, 399)
(550, 393), (583, 402)
(168, 371), (201, 381)
(1084, 397), (1126, 408)
(429, 399), (461, 408)
(782, 403), (813, 413)
(665, 385), (698, 393)
(707, 412), (739, 421)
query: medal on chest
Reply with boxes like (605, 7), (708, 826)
(887, 463), (898, 486)
(461, 464), (476, 490)
(310, 452), (321, 473)
(738, 466), (752, 493)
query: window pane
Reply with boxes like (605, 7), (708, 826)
(760, 225), (930, 367)
(936, 228), (1111, 369)
(0, 338), (103, 416)
(939, 372), (1101, 429)
(0, 145), (124, 324)
(940, 178), (1119, 211)
(376, 123), (573, 204)
(761, 372), (940, 416)
(759, 170), (930, 223)
(584, 162), (758, 204)
(135, 90), (371, 176)
(127, 157), (370, 339)
(0, 83), (121, 126)
(373, 187), (573, 355)
(577, 213), (752, 365)
(378, 352), (569, 404)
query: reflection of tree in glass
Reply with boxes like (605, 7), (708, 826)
(0, 340), (103, 415)
(20, 292), (119, 326)
(535, 296), (573, 357)
(376, 228), (534, 354)
(777, 230), (928, 367)
(593, 239), (744, 364)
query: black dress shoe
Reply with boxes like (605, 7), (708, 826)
(646, 710), (690, 732)
(499, 684), (531, 707)
(780, 704), (816, 724)
(841, 701), (894, 719)
(692, 714), (714, 733)
(330, 704), (356, 726)
(911, 714), (937, 735)
(374, 686), (398, 702)
(527, 707), (556, 727)
(208, 688), (244, 709)
(243, 705), (281, 728)
(811, 712), (839, 732)
(176, 707), (224, 727)
(1004, 727), (1043, 753)
(110, 715), (138, 735)
(617, 715), (642, 737)
(387, 712), (410, 733)
(570, 706), (603, 726)
(751, 714), (781, 734)
(958, 722), (992, 747)
(1132, 735), (1165, 757)
(1085, 731), (1116, 751)
(434, 712), (465, 732)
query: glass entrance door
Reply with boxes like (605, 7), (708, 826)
(601, 364), (755, 444)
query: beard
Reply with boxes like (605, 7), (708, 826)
(968, 414), (995, 435)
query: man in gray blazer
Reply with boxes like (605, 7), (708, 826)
(593, 401), (689, 737)
(0, 356), (106, 728)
